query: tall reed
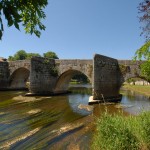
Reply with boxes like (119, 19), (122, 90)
(92, 111), (150, 150)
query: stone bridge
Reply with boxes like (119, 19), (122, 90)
(0, 54), (144, 103)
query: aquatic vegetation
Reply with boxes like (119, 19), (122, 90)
(26, 109), (41, 115)
(0, 127), (41, 149)
(0, 99), (14, 108)
(12, 95), (51, 103)
(0, 86), (150, 149)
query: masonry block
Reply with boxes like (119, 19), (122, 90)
(0, 62), (9, 89)
(93, 54), (122, 101)
(29, 57), (58, 94)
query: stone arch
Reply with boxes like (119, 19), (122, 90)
(54, 69), (91, 93)
(9, 67), (30, 89)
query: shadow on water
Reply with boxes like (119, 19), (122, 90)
(0, 84), (150, 149)
(46, 125), (84, 147)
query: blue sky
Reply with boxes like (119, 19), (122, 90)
(0, 0), (145, 59)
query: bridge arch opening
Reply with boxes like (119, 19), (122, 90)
(9, 67), (30, 89)
(54, 69), (91, 94)
(123, 77), (150, 86)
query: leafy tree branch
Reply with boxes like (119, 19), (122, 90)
(0, 0), (48, 40)
(138, 0), (150, 40)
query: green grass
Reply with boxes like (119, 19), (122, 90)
(92, 111), (150, 150)
(123, 85), (150, 97)
(69, 81), (81, 84)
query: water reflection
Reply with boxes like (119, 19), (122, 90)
(68, 94), (92, 115)
(68, 84), (93, 115)
(0, 85), (150, 149)
(120, 88), (150, 115)
(68, 84), (150, 116)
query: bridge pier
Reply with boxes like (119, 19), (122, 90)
(89, 54), (122, 104)
(28, 57), (58, 95)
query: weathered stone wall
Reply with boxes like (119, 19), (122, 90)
(9, 60), (31, 76)
(29, 57), (58, 94)
(118, 60), (143, 82)
(93, 54), (122, 100)
(55, 59), (93, 81)
(54, 59), (93, 93)
(8, 60), (31, 89)
(0, 62), (9, 89)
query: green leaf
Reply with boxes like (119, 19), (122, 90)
(0, 0), (48, 39)
(134, 41), (150, 61)
(14, 21), (20, 30)
(0, 30), (2, 40)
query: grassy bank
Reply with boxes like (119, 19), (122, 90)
(92, 111), (150, 150)
(123, 85), (150, 97)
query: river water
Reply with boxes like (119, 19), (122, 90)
(0, 84), (150, 149)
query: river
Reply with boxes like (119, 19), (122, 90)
(0, 84), (150, 149)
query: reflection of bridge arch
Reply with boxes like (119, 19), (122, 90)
(9, 67), (30, 89)
(54, 69), (91, 93)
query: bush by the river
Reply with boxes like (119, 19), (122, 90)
(92, 111), (150, 150)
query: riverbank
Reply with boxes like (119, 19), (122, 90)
(92, 111), (150, 150)
(123, 85), (150, 97)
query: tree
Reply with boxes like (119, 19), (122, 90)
(134, 1), (150, 61)
(26, 53), (41, 59)
(43, 51), (59, 59)
(8, 50), (41, 61)
(0, 0), (48, 40)
(138, 0), (150, 40)
(134, 41), (150, 82)
(8, 50), (58, 61)
(134, 41), (150, 60)
(72, 73), (89, 83)
(136, 1), (150, 81)
(8, 50), (27, 61)
(140, 61), (150, 81)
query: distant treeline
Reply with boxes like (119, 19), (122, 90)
(71, 73), (90, 83)
(8, 50), (59, 61)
